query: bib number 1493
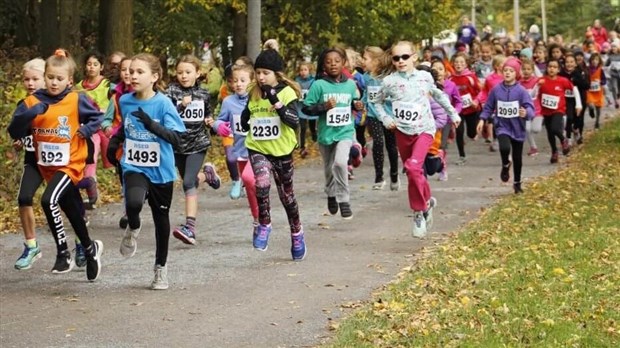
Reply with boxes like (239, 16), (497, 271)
(125, 139), (160, 167)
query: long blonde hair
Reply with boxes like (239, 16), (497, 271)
(249, 72), (301, 102)
(363, 46), (391, 77)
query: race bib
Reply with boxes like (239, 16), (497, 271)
(497, 100), (519, 118)
(125, 139), (160, 167)
(461, 93), (473, 108)
(232, 114), (247, 136)
(301, 89), (309, 101)
(23, 135), (35, 152)
(326, 106), (352, 126)
(590, 81), (601, 92)
(179, 100), (205, 121)
(541, 93), (559, 110)
(37, 142), (69, 166)
(392, 101), (423, 125)
(251, 117), (281, 140)
(367, 86), (380, 103)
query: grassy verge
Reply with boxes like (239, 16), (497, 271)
(325, 118), (620, 347)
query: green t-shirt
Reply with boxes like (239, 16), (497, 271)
(303, 79), (357, 145)
(245, 86), (298, 156)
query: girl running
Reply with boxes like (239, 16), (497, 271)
(519, 58), (543, 156)
(295, 61), (317, 159)
(587, 53), (606, 129)
(107, 53), (186, 290)
(561, 53), (590, 145)
(239, 49), (306, 261)
(8, 50), (103, 280)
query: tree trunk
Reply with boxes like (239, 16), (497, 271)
(232, 7), (247, 60)
(39, 0), (59, 56)
(100, 0), (134, 56)
(14, 0), (39, 47)
(59, 0), (80, 52)
(246, 0), (261, 60)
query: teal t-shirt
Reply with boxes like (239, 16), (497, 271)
(303, 78), (357, 145)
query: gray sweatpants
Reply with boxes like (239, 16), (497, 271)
(319, 139), (352, 203)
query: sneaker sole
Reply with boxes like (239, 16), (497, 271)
(293, 247), (307, 261)
(120, 236), (137, 258)
(152, 283), (169, 290)
(173, 230), (196, 245)
(341, 214), (353, 220)
(14, 252), (42, 270)
(253, 245), (268, 252)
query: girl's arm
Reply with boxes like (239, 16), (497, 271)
(213, 98), (233, 132)
(106, 124), (125, 167)
(8, 100), (48, 139)
(478, 89), (496, 121)
(429, 82), (460, 124)
(371, 82), (395, 128)
(448, 84), (463, 113)
(521, 90), (536, 120)
(101, 100), (116, 131)
(77, 93), (104, 138)
(240, 104), (251, 132)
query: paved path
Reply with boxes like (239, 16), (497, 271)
(0, 113), (610, 347)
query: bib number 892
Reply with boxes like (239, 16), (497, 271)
(40, 151), (63, 164)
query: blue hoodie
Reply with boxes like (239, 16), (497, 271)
(479, 82), (535, 142)
(295, 75), (316, 120)
(213, 93), (250, 160)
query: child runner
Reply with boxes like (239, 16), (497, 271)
(431, 59), (463, 181)
(473, 41), (494, 86)
(606, 42), (620, 109)
(107, 53), (186, 289)
(165, 54), (220, 245)
(478, 55), (506, 150)
(533, 45), (547, 76)
(372, 41), (460, 238)
(362, 46), (399, 190)
(215, 64), (241, 196)
(560, 53), (590, 145)
(477, 57), (535, 194)
(538, 59), (581, 164)
(295, 61), (317, 159)
(519, 58), (543, 156)
(75, 51), (112, 210)
(213, 64), (259, 234)
(239, 48), (306, 260)
(449, 52), (481, 165)
(303, 47), (364, 218)
(8, 50), (104, 280)
(587, 53), (606, 129)
(11, 58), (47, 270)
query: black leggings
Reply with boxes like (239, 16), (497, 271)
(498, 135), (524, 183)
(41, 172), (92, 254)
(124, 172), (173, 266)
(588, 105), (601, 128)
(17, 161), (43, 207)
(299, 119), (317, 149)
(543, 114), (565, 153)
(565, 99), (576, 139)
(367, 117), (398, 182)
(248, 150), (301, 235)
(573, 107), (586, 136)
(174, 151), (206, 195)
(456, 112), (480, 157)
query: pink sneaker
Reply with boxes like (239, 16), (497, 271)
(527, 147), (539, 156)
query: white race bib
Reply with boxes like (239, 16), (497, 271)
(301, 89), (309, 101)
(125, 139), (160, 167)
(541, 93), (559, 110)
(367, 86), (380, 103)
(497, 100), (520, 118)
(23, 135), (35, 152)
(251, 117), (281, 140)
(37, 142), (69, 166)
(392, 101), (424, 125)
(232, 114), (247, 136)
(326, 106), (352, 126)
(180, 100), (205, 121)
(590, 81), (601, 92)
(461, 93), (473, 108)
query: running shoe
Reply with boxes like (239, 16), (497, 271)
(291, 231), (306, 261)
(172, 225), (196, 245)
(253, 223), (272, 251)
(51, 250), (74, 274)
(151, 264), (169, 290)
(203, 163), (221, 189)
(412, 212), (427, 238)
(339, 202), (353, 219)
(86, 240), (103, 282)
(74, 243), (87, 268)
(14, 243), (41, 270)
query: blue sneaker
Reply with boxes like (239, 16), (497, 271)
(14, 243), (42, 270)
(230, 180), (242, 200)
(173, 225), (196, 245)
(74, 243), (87, 268)
(203, 163), (221, 190)
(291, 231), (306, 261)
(253, 223), (272, 251)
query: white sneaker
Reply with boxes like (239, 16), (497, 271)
(424, 197), (437, 230)
(390, 177), (400, 191)
(372, 180), (386, 190)
(412, 212), (427, 238)
(151, 264), (169, 290)
(120, 224), (141, 258)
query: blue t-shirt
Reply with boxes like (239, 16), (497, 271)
(119, 92), (186, 184)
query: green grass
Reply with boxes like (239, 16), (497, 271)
(325, 118), (620, 348)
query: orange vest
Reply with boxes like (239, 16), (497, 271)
(24, 92), (87, 184)
(586, 67), (604, 107)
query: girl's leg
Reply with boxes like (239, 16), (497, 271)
(85, 133), (101, 208)
(248, 151), (274, 226)
(497, 134), (512, 167)
(299, 118), (308, 150)
(271, 155), (302, 235)
(41, 172), (75, 256)
(17, 163), (43, 241)
(466, 112), (480, 140)
(511, 138), (524, 184)
(440, 123), (451, 150)
(309, 119), (318, 142)
(239, 160), (258, 220)
(225, 145), (240, 181)
(367, 117), (386, 183)
(175, 152), (206, 243)
(394, 131), (434, 212)
(455, 117), (466, 159)
(384, 125), (400, 184)
(147, 182), (174, 267)
(594, 106), (601, 129)
(120, 172), (148, 258)
(319, 140), (352, 204)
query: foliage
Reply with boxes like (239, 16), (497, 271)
(325, 118), (620, 347)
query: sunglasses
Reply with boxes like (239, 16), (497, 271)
(392, 54), (413, 62)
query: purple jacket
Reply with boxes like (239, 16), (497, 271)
(430, 98), (448, 129)
(480, 82), (535, 142)
(442, 79), (463, 114)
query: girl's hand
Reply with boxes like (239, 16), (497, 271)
(12, 139), (23, 150)
(353, 100), (364, 111)
(325, 97), (337, 110)
(576, 107), (582, 115)
(182, 95), (192, 107)
(519, 107), (527, 118)
(476, 119), (485, 135)
(204, 117), (214, 127)
(386, 121), (396, 130)
(103, 127), (112, 137)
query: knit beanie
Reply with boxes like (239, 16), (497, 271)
(254, 49), (284, 72)
(520, 47), (533, 59)
(503, 57), (522, 80)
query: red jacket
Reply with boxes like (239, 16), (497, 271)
(449, 69), (481, 115)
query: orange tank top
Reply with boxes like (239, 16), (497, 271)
(587, 67), (604, 107)
(24, 92), (87, 184)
